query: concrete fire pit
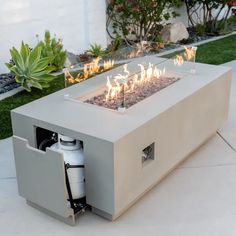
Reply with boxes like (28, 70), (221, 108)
(11, 56), (232, 225)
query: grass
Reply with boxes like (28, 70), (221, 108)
(0, 74), (65, 139)
(164, 34), (236, 65)
(196, 35), (236, 64)
(1, 35), (236, 139)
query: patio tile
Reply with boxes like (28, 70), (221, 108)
(219, 61), (236, 150)
(1, 134), (236, 236)
(179, 134), (236, 168)
(1, 61), (236, 235)
(0, 137), (16, 179)
(112, 164), (236, 236)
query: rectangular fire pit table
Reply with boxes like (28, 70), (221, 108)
(11, 56), (232, 225)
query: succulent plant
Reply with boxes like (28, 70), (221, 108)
(37, 30), (67, 72)
(5, 42), (55, 92)
(87, 43), (106, 58)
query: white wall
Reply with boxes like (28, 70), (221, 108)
(171, 4), (230, 26)
(0, 0), (107, 73)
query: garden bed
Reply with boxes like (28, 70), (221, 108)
(1, 30), (235, 97)
(0, 73), (20, 95)
(1, 34), (236, 140)
(164, 34), (236, 65)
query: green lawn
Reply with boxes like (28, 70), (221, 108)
(164, 34), (236, 65)
(196, 35), (236, 64)
(1, 35), (236, 139)
(0, 75), (65, 139)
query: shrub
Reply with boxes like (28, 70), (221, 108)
(195, 24), (206, 36)
(87, 43), (106, 58)
(6, 42), (55, 92)
(106, 0), (182, 44)
(37, 30), (66, 71)
(226, 14), (236, 27)
(184, 0), (235, 35)
(107, 36), (123, 52)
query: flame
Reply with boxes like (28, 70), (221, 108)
(173, 46), (197, 67)
(104, 59), (114, 71)
(63, 69), (75, 84)
(83, 57), (101, 80)
(174, 55), (184, 66)
(105, 76), (123, 101)
(64, 57), (115, 85)
(105, 77), (112, 101)
(184, 46), (197, 61)
(105, 63), (166, 101)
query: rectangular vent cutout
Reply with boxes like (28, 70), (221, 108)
(142, 143), (155, 164)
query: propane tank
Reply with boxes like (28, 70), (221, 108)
(51, 134), (85, 200)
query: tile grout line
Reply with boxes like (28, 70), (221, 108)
(177, 162), (236, 170)
(178, 131), (236, 170)
(217, 131), (236, 153)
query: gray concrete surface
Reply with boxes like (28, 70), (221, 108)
(0, 61), (236, 236)
(0, 87), (24, 101)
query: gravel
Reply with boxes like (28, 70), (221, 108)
(85, 76), (181, 110)
(0, 73), (19, 94)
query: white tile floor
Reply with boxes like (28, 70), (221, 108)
(0, 61), (236, 236)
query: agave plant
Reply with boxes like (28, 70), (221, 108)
(6, 42), (55, 92)
(87, 43), (106, 58)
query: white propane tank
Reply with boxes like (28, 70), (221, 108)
(51, 134), (85, 200)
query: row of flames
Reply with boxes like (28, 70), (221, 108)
(105, 46), (197, 102)
(64, 46), (196, 84)
(64, 46), (197, 104)
(64, 57), (114, 84)
(174, 46), (197, 66)
(105, 63), (166, 101)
